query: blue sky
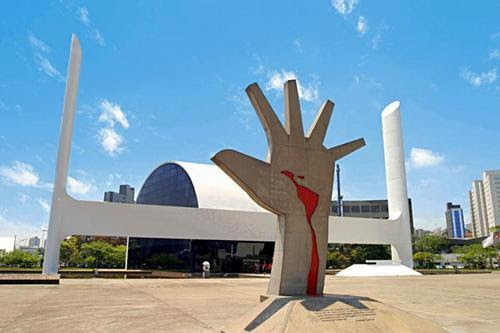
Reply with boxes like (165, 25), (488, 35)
(1, 1), (499, 239)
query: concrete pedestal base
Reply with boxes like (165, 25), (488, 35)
(222, 294), (446, 333)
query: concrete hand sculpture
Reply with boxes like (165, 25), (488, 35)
(212, 80), (365, 295)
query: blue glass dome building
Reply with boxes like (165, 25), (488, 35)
(127, 161), (274, 273)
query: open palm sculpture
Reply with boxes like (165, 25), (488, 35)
(212, 80), (365, 296)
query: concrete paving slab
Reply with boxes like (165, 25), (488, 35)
(0, 274), (498, 332)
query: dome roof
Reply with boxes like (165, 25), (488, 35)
(174, 161), (265, 212)
(138, 161), (265, 213)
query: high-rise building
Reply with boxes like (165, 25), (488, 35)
(445, 202), (465, 239)
(104, 184), (135, 204)
(470, 180), (488, 237)
(28, 236), (40, 248)
(482, 170), (500, 232)
(469, 170), (500, 237)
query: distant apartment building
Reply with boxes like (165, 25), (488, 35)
(414, 228), (431, 238)
(469, 170), (500, 237)
(104, 184), (135, 204)
(445, 202), (466, 239)
(28, 236), (40, 248)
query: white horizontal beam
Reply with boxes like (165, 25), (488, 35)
(61, 194), (401, 246)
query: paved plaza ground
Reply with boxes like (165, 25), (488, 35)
(1, 274), (499, 332)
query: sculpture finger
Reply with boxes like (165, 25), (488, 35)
(306, 100), (334, 147)
(328, 138), (366, 161)
(284, 80), (304, 144)
(211, 149), (276, 213)
(246, 83), (288, 149)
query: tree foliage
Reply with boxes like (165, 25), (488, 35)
(327, 251), (350, 269)
(414, 235), (448, 254)
(58, 237), (125, 268)
(413, 251), (440, 268)
(0, 249), (41, 268)
(455, 244), (496, 269)
(326, 244), (391, 269)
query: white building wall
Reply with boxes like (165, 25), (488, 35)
(483, 170), (500, 233)
(470, 180), (488, 237)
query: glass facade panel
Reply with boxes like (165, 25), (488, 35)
(128, 237), (274, 273)
(136, 163), (198, 208)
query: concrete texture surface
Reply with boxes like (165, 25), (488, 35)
(212, 80), (365, 295)
(0, 274), (498, 332)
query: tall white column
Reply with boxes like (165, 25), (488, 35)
(43, 35), (81, 275)
(381, 101), (414, 268)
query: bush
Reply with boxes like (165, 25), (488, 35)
(79, 241), (126, 268)
(0, 250), (41, 268)
(59, 237), (126, 268)
(327, 252), (350, 268)
(413, 251), (440, 269)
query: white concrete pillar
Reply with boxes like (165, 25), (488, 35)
(381, 101), (414, 268)
(43, 35), (81, 275)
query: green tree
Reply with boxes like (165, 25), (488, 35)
(326, 251), (350, 269)
(414, 235), (448, 254)
(351, 245), (391, 264)
(79, 241), (125, 268)
(1, 250), (40, 268)
(413, 251), (440, 269)
(457, 244), (489, 269)
(60, 236), (79, 267)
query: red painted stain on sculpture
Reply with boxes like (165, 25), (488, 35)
(280, 170), (320, 295)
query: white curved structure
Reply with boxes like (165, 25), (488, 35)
(42, 35), (414, 275)
(171, 161), (265, 212)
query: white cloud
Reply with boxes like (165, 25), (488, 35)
(488, 49), (500, 60)
(28, 33), (63, 81)
(28, 34), (50, 53)
(35, 55), (63, 79)
(331, 0), (358, 16)
(357, 16), (368, 35)
(38, 199), (50, 213)
(266, 70), (320, 103)
(0, 161), (52, 190)
(79, 7), (90, 25)
(99, 100), (129, 128)
(76, 6), (105, 46)
(0, 161), (40, 187)
(409, 148), (444, 168)
(97, 100), (129, 156)
(18, 193), (30, 204)
(461, 68), (497, 87)
(98, 127), (124, 156)
(67, 176), (93, 195)
(94, 30), (105, 46)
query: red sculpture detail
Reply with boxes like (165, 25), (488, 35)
(281, 170), (320, 295)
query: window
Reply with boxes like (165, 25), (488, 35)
(371, 205), (380, 213)
(361, 205), (370, 213)
(351, 206), (360, 213)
